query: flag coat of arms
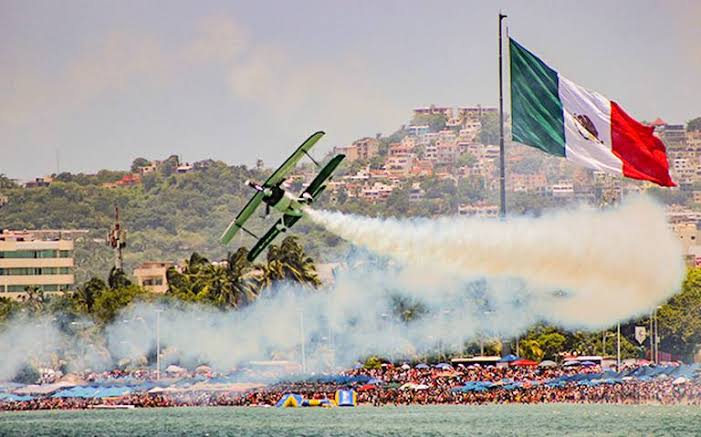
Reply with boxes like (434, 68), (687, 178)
(509, 38), (675, 187)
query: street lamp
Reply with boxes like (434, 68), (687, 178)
(602, 331), (614, 357)
(155, 309), (163, 380)
(298, 308), (306, 374)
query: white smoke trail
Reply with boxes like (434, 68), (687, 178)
(306, 195), (685, 327)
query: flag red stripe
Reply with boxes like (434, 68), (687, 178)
(610, 101), (675, 187)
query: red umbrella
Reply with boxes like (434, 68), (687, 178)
(358, 384), (377, 392)
(511, 359), (539, 367)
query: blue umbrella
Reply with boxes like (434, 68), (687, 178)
(415, 363), (430, 369)
(500, 354), (519, 362)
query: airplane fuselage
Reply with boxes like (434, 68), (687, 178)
(248, 181), (305, 218)
(265, 185), (304, 217)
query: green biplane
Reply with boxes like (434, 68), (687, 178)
(220, 131), (345, 261)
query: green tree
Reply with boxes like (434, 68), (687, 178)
(130, 158), (150, 173)
(264, 236), (321, 288)
(687, 117), (701, 132)
(108, 267), (132, 289)
(225, 248), (261, 307)
(456, 152), (476, 168)
(73, 277), (107, 313)
(479, 112), (500, 145)
(0, 297), (19, 327)
(658, 267), (701, 361)
(519, 339), (544, 361)
(390, 294), (428, 323)
(20, 286), (46, 315)
(412, 113), (447, 132)
(536, 332), (567, 360)
(92, 285), (147, 325)
(13, 363), (40, 384)
(0, 174), (17, 189)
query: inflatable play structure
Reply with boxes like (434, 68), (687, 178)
(335, 389), (357, 407)
(276, 393), (304, 408)
(276, 390), (357, 408)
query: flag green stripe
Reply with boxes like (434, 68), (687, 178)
(510, 38), (566, 157)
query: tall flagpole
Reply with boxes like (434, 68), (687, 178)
(498, 11), (509, 355)
(498, 12), (507, 218)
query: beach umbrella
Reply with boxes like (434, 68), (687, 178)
(415, 363), (429, 369)
(165, 365), (186, 374)
(672, 377), (689, 385)
(195, 365), (212, 374)
(500, 354), (519, 363)
(511, 359), (538, 367)
(538, 360), (558, 368)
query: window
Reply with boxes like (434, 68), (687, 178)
(0, 249), (68, 259)
(0, 267), (72, 275)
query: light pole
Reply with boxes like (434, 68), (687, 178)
(602, 331), (614, 357)
(616, 322), (621, 370)
(155, 309), (163, 380)
(299, 309), (306, 373)
(654, 307), (661, 364)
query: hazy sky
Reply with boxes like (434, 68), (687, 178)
(2, 0), (700, 180)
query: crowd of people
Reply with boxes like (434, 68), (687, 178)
(1, 363), (700, 411)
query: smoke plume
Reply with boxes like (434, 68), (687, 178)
(306, 194), (685, 327)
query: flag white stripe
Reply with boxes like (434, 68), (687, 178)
(558, 75), (623, 175)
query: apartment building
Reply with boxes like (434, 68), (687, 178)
(133, 261), (174, 294)
(0, 230), (77, 300)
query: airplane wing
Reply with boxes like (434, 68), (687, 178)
(219, 191), (265, 245)
(247, 214), (302, 261)
(263, 131), (325, 188)
(302, 154), (345, 200)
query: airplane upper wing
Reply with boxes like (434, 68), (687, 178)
(247, 214), (302, 261)
(302, 154), (345, 200)
(219, 191), (265, 245)
(263, 131), (325, 188)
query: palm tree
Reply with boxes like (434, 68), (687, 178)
(0, 173), (17, 189)
(108, 267), (132, 289)
(72, 277), (107, 313)
(20, 286), (46, 314)
(264, 236), (321, 288)
(226, 248), (261, 307)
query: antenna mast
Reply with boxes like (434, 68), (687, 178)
(107, 206), (127, 270)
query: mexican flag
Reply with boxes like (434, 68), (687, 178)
(510, 38), (675, 187)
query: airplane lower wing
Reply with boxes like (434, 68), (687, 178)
(302, 154), (345, 200)
(247, 214), (302, 261)
(220, 191), (265, 245)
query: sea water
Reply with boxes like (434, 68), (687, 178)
(0, 404), (699, 436)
